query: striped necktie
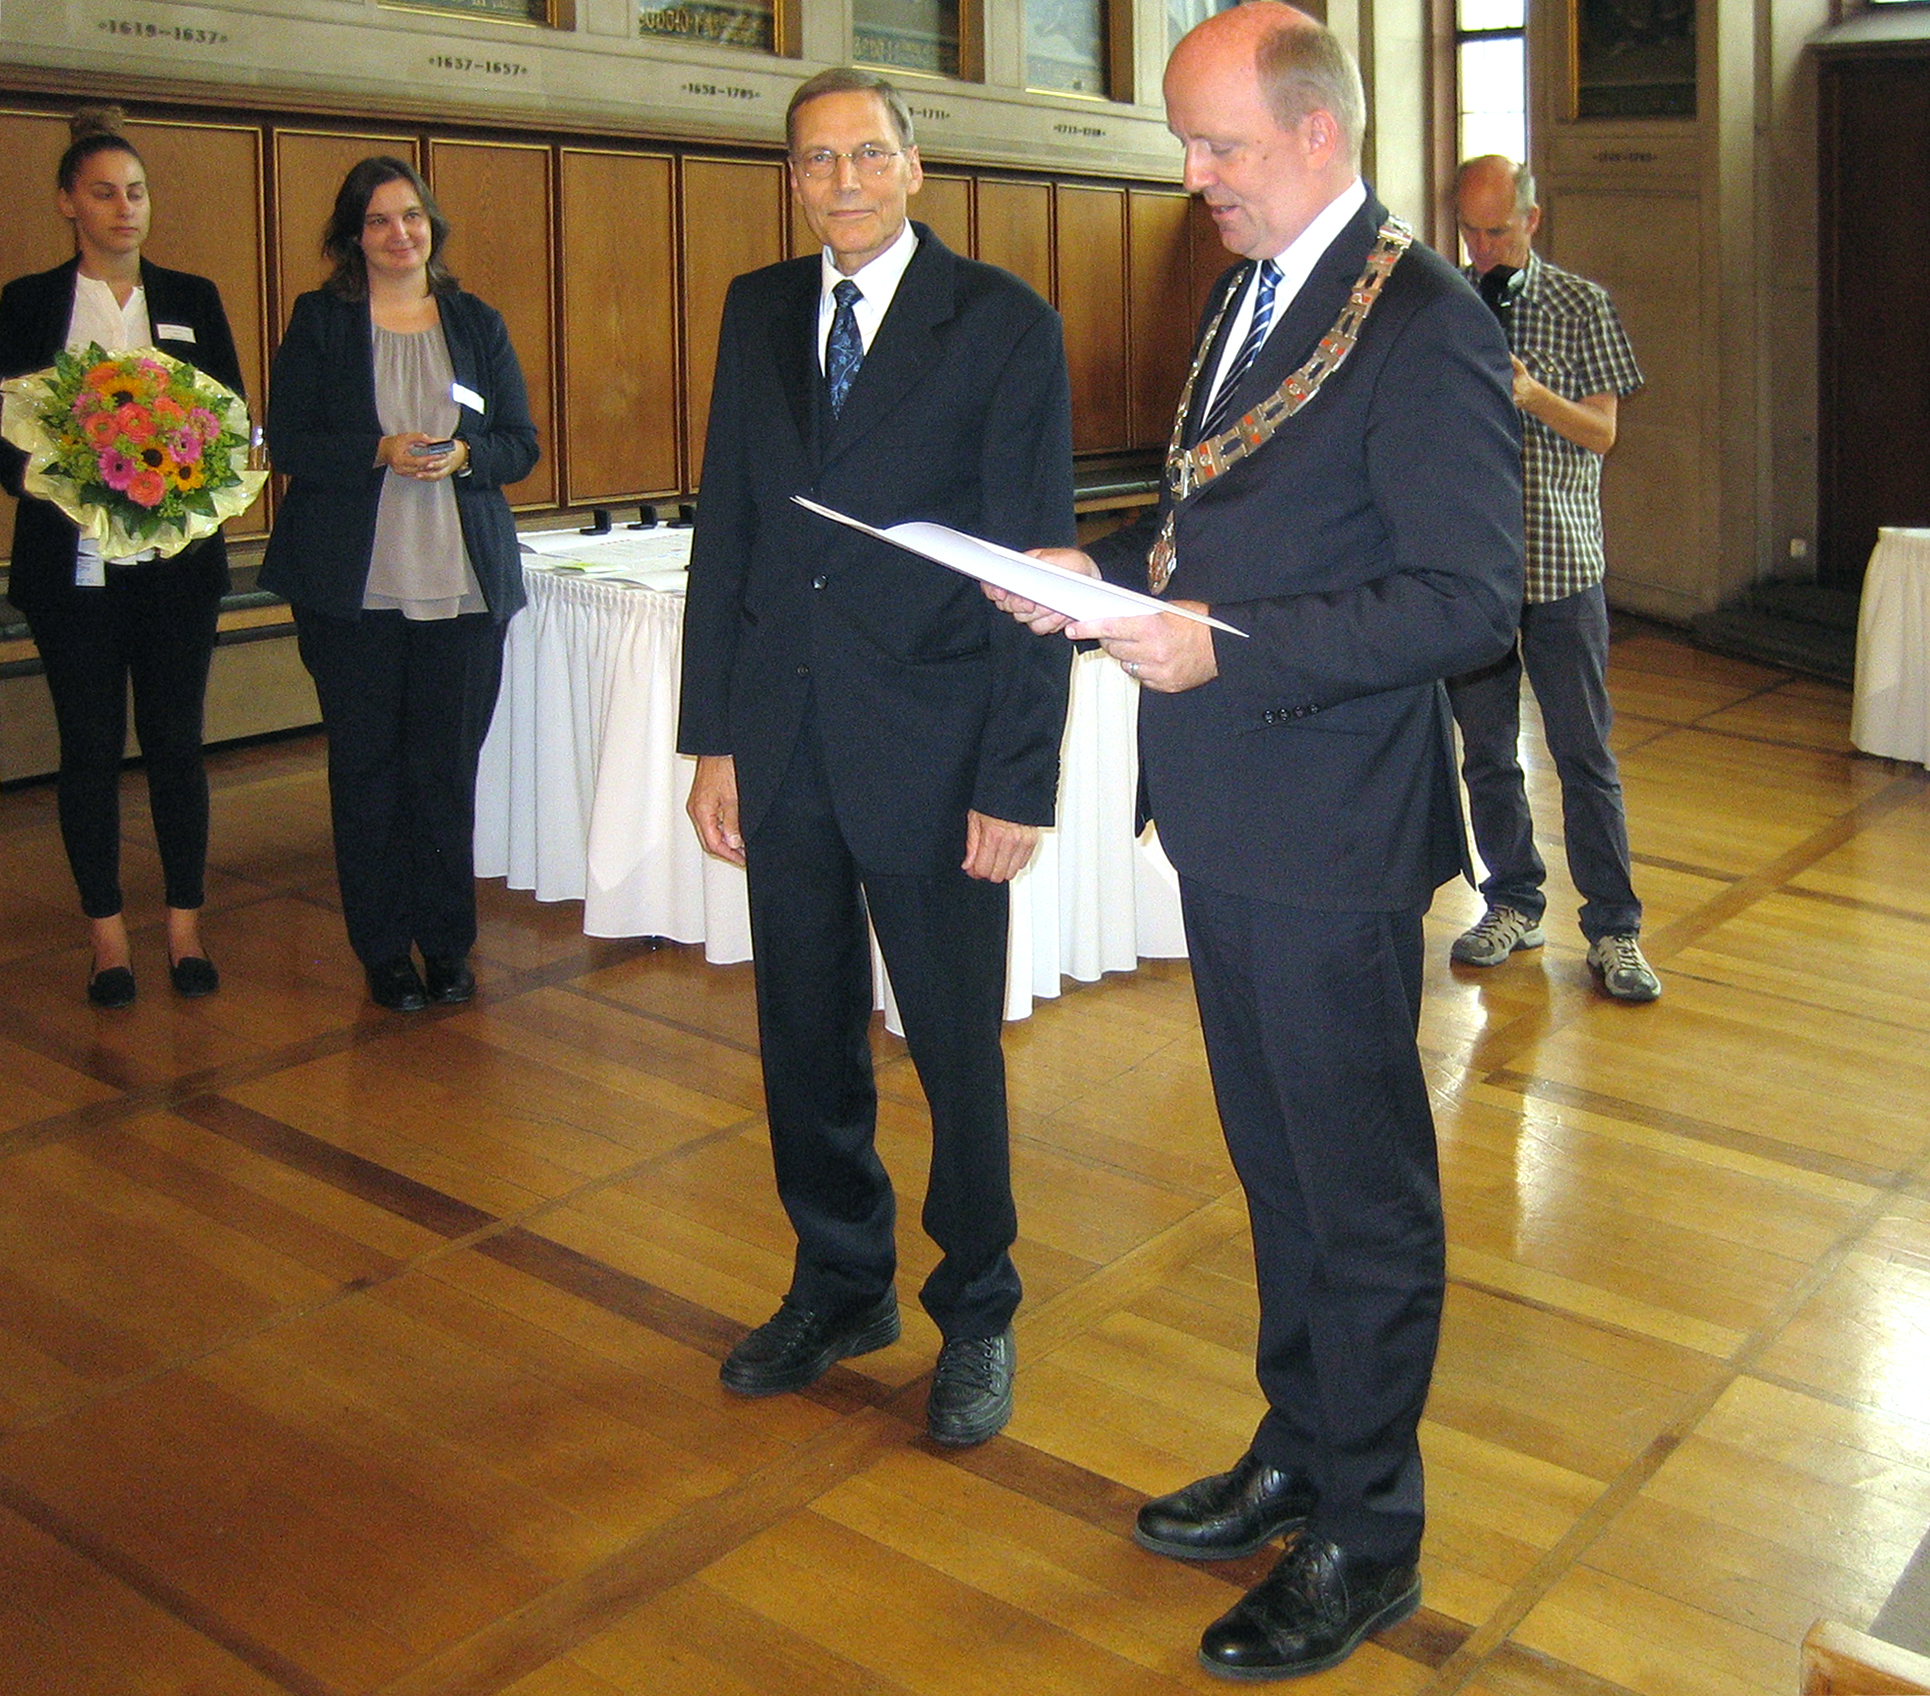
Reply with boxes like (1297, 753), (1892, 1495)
(826, 278), (863, 416)
(1200, 259), (1281, 436)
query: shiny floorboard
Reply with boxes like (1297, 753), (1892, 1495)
(0, 624), (1925, 1696)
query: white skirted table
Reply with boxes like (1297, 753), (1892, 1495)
(473, 530), (1187, 1023)
(1853, 527), (1930, 769)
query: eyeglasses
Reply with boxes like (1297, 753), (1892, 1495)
(792, 145), (902, 180)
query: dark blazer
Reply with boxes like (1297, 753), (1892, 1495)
(259, 286), (539, 622)
(1, 256), (244, 618)
(677, 224), (1075, 877)
(1091, 195), (1525, 913)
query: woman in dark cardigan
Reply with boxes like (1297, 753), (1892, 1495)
(261, 155), (538, 1012)
(0, 107), (246, 1007)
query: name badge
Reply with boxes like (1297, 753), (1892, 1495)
(75, 537), (106, 588)
(156, 322), (196, 343)
(451, 381), (485, 413)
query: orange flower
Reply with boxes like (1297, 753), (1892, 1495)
(126, 467), (168, 508)
(83, 412), (121, 449)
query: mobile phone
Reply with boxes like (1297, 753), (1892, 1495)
(409, 438), (457, 455)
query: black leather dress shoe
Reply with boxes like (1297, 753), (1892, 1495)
(366, 957), (428, 1012)
(721, 1290), (899, 1396)
(169, 955), (220, 998)
(1135, 1451), (1316, 1560)
(423, 956), (476, 1004)
(86, 965), (136, 1009)
(1198, 1534), (1420, 1680)
(927, 1326), (1014, 1446)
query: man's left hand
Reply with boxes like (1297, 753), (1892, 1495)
(1510, 356), (1619, 455)
(963, 811), (1040, 882)
(1068, 604), (1219, 693)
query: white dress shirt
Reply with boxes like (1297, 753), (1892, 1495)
(1200, 178), (1368, 424)
(815, 219), (919, 372)
(66, 272), (157, 573)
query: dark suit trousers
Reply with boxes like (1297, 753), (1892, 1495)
(743, 714), (1022, 1340)
(1179, 877), (1444, 1563)
(293, 606), (504, 967)
(22, 557), (223, 918)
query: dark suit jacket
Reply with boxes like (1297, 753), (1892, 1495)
(1, 256), (244, 618)
(259, 287), (539, 622)
(677, 224), (1075, 877)
(1091, 195), (1525, 913)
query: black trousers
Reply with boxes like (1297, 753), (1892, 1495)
(293, 606), (504, 968)
(1180, 878), (1444, 1564)
(743, 718), (1021, 1341)
(22, 558), (223, 918)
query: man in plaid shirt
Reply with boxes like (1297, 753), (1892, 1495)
(1446, 155), (1659, 1002)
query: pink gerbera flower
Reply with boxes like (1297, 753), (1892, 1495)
(98, 448), (136, 490)
(166, 428), (203, 462)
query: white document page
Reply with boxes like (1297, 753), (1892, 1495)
(518, 526), (692, 590)
(790, 496), (1248, 637)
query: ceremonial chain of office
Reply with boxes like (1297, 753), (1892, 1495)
(1147, 217), (1413, 594)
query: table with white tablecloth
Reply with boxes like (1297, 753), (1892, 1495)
(1853, 527), (1930, 769)
(473, 531), (1186, 1022)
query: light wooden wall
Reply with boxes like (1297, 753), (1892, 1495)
(1, 95), (1212, 569)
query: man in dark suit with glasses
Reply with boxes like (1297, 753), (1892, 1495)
(679, 66), (1075, 1447)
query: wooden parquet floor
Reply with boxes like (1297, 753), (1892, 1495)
(1, 624), (1926, 1696)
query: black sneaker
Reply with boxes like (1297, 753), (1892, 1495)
(720, 1290), (900, 1396)
(926, 1326), (1014, 1446)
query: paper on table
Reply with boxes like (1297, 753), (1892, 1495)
(790, 496), (1247, 637)
(518, 526), (692, 591)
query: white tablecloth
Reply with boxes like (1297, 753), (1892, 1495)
(1853, 527), (1930, 769)
(474, 543), (1186, 1022)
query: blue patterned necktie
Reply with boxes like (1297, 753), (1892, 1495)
(1200, 259), (1281, 436)
(826, 277), (863, 416)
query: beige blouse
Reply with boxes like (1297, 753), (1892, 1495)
(363, 321), (484, 620)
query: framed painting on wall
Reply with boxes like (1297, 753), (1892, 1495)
(637, 0), (774, 49)
(382, 0), (566, 23)
(1570, 0), (1695, 119)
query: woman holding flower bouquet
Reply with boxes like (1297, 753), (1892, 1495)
(0, 108), (248, 1007)
(262, 157), (538, 1013)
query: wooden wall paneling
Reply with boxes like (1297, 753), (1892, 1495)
(680, 157), (787, 492)
(1553, 188), (1703, 610)
(1189, 192), (1231, 322)
(558, 148), (678, 504)
(429, 139), (556, 509)
(1126, 189), (1194, 450)
(0, 109), (81, 567)
(0, 110), (74, 302)
(784, 155), (817, 260)
(129, 120), (270, 537)
(272, 131), (419, 331)
(1055, 184), (1128, 453)
(974, 178), (1053, 302)
(913, 172), (973, 257)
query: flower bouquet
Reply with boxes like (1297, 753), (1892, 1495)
(1, 342), (266, 560)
